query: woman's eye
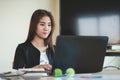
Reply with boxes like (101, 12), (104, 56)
(48, 23), (51, 26)
(40, 24), (44, 26)
(48, 24), (51, 26)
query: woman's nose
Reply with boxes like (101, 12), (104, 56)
(44, 25), (49, 30)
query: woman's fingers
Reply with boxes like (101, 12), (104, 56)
(44, 64), (52, 70)
(32, 64), (52, 70)
(32, 65), (40, 68)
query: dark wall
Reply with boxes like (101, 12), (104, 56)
(60, 0), (120, 35)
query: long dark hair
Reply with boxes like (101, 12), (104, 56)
(25, 9), (55, 53)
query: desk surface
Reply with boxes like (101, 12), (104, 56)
(106, 50), (120, 56)
(1, 69), (120, 80)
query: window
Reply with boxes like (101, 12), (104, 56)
(77, 14), (120, 44)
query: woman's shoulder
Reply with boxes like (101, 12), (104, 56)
(17, 42), (31, 48)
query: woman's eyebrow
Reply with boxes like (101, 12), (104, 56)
(39, 21), (45, 23)
(39, 21), (51, 24)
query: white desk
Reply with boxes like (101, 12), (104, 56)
(1, 69), (120, 80)
(41, 69), (120, 80)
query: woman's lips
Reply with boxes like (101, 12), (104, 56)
(43, 32), (48, 35)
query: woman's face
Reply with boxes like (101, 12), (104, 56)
(35, 16), (52, 39)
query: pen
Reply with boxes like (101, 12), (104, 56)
(80, 75), (102, 78)
(4, 71), (11, 74)
(91, 76), (102, 78)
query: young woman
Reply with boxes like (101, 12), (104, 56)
(13, 9), (55, 71)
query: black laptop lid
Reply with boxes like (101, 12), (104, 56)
(53, 35), (108, 73)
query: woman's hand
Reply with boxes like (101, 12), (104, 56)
(32, 64), (52, 71)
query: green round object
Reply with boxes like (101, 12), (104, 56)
(54, 68), (63, 77)
(66, 68), (75, 76)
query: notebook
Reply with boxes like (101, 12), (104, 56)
(53, 35), (108, 73)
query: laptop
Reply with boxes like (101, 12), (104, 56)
(53, 35), (108, 73)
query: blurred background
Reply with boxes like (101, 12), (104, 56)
(0, 0), (120, 72)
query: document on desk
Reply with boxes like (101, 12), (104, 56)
(19, 68), (49, 77)
(0, 68), (49, 78)
(0, 70), (24, 77)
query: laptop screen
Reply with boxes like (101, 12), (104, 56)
(53, 35), (108, 73)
